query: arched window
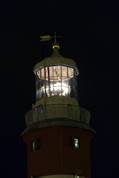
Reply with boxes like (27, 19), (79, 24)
(31, 138), (40, 152)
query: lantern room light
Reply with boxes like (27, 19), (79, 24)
(35, 65), (76, 98)
(34, 40), (79, 100)
(36, 66), (74, 81)
(40, 80), (71, 97)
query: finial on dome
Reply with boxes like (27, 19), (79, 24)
(52, 32), (61, 50)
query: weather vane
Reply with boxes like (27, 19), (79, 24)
(40, 32), (60, 42)
(40, 32), (62, 49)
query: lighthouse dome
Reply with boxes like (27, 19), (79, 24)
(34, 47), (79, 77)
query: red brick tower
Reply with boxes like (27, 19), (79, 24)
(22, 36), (95, 178)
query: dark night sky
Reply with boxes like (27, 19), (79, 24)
(0, 1), (114, 178)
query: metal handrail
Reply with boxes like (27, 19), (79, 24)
(25, 105), (90, 128)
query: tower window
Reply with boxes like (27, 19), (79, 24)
(31, 138), (40, 152)
(73, 137), (80, 149)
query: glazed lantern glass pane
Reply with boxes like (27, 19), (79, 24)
(37, 66), (74, 81)
(36, 65), (78, 99)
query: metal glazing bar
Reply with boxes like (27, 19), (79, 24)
(67, 66), (69, 78)
(40, 68), (41, 79)
(61, 65), (62, 96)
(48, 67), (51, 96)
(44, 67), (46, 96)
(53, 66), (55, 95)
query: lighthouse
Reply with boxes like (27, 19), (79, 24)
(22, 35), (95, 178)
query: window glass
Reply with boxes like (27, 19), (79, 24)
(32, 138), (40, 152)
(73, 137), (80, 149)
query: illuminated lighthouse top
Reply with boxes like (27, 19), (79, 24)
(34, 41), (79, 100)
(24, 34), (92, 131)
